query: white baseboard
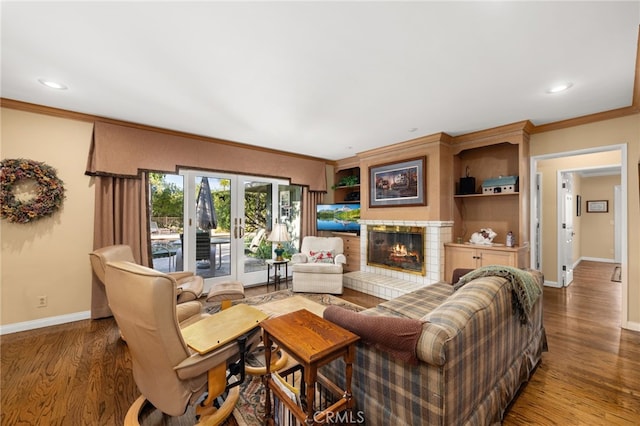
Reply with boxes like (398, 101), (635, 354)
(0, 311), (91, 335)
(623, 321), (640, 332)
(544, 280), (561, 288)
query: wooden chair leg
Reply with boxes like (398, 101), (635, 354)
(198, 363), (227, 409)
(196, 386), (239, 426)
(123, 395), (148, 426)
(245, 344), (289, 375)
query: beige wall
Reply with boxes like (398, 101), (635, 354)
(581, 174), (620, 260)
(1, 108), (95, 326)
(531, 113), (639, 325)
(537, 151), (621, 282)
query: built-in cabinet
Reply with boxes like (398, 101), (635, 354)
(333, 232), (361, 272)
(330, 158), (362, 272)
(449, 122), (531, 256)
(444, 243), (528, 283)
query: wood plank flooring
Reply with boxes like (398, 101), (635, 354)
(503, 261), (640, 425)
(1, 261), (639, 425)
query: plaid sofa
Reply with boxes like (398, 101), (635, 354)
(321, 270), (547, 425)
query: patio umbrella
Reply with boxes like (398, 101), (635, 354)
(196, 177), (217, 231)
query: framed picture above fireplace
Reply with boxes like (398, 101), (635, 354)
(369, 156), (426, 207)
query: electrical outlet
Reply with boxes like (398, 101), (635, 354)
(37, 295), (47, 307)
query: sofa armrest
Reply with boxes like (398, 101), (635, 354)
(168, 271), (194, 280)
(291, 253), (308, 264)
(415, 322), (450, 365)
(324, 306), (423, 364)
(176, 301), (203, 324)
(334, 253), (347, 265)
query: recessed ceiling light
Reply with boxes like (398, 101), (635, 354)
(38, 79), (68, 90)
(547, 82), (573, 94)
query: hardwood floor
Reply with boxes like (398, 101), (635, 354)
(503, 261), (640, 425)
(1, 262), (638, 425)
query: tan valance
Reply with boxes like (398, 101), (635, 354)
(86, 121), (327, 191)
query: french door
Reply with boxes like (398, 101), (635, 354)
(181, 170), (290, 291)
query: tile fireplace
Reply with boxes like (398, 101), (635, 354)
(353, 220), (453, 291)
(367, 225), (425, 275)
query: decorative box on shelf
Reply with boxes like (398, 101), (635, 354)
(482, 175), (518, 194)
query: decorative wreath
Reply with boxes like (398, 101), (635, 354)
(0, 158), (65, 223)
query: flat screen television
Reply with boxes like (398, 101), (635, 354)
(316, 203), (361, 233)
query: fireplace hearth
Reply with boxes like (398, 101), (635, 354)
(367, 225), (425, 275)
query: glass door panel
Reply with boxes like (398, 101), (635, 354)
(236, 177), (288, 286)
(179, 171), (290, 289)
(149, 173), (184, 274)
(193, 175), (232, 280)
(151, 172), (301, 289)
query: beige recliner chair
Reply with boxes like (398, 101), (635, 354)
(291, 236), (346, 294)
(104, 261), (261, 425)
(90, 244), (204, 304)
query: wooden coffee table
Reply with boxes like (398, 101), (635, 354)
(261, 308), (360, 425)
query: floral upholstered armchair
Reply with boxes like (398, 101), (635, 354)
(290, 236), (346, 294)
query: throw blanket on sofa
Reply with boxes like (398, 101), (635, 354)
(454, 265), (542, 324)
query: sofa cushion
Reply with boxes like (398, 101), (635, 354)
(323, 305), (423, 364)
(378, 282), (453, 319)
(291, 263), (343, 274)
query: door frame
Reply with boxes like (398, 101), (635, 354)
(529, 144), (628, 329)
(557, 171), (575, 287)
(234, 175), (290, 286)
(180, 170), (288, 291)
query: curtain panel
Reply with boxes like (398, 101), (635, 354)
(90, 174), (150, 319)
(301, 187), (323, 238)
(86, 121), (327, 191)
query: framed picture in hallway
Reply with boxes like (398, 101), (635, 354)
(586, 200), (608, 213)
(576, 195), (582, 216)
(369, 156), (426, 207)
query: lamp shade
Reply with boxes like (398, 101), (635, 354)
(267, 223), (291, 243)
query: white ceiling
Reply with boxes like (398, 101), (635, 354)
(2, 1), (639, 161)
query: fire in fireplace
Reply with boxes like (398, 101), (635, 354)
(367, 225), (425, 275)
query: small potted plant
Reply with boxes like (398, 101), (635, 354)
(332, 175), (359, 189)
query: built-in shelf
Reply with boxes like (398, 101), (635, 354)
(454, 192), (519, 198)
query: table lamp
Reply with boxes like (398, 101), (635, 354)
(267, 223), (291, 261)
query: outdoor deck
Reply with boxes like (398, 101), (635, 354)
(151, 234), (266, 279)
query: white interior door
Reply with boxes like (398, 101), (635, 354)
(559, 172), (574, 287)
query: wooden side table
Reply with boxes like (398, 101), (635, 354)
(261, 309), (359, 425)
(265, 259), (289, 291)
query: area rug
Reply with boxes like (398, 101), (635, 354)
(205, 289), (364, 314)
(611, 265), (622, 282)
(206, 290), (364, 426)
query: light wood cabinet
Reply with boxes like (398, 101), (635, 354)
(333, 232), (360, 272)
(444, 243), (528, 283)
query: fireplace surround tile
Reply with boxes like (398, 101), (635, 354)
(345, 220), (453, 298)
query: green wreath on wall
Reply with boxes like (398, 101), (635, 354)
(0, 158), (65, 223)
